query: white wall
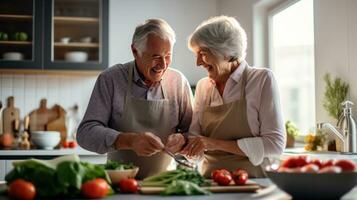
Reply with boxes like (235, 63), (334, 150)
(109, 0), (216, 85)
(314, 0), (357, 123)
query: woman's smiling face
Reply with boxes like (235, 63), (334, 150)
(193, 47), (232, 83)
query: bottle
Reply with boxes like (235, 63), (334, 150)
(337, 101), (357, 153)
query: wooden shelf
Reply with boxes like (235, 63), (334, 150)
(54, 42), (99, 48)
(54, 16), (99, 25)
(0, 14), (33, 21)
(0, 41), (32, 45)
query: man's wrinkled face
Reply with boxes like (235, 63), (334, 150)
(132, 34), (172, 86)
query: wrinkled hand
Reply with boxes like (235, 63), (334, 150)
(165, 133), (185, 153)
(180, 135), (213, 159)
(130, 132), (164, 156)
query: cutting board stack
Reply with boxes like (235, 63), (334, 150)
(28, 98), (67, 147)
(0, 96), (19, 148)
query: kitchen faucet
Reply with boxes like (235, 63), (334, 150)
(318, 101), (357, 153)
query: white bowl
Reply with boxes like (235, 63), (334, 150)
(79, 36), (92, 43)
(106, 167), (139, 184)
(65, 51), (88, 62)
(60, 37), (71, 44)
(3, 52), (24, 60)
(31, 131), (61, 150)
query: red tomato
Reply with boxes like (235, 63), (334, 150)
(62, 141), (69, 148)
(68, 141), (77, 148)
(280, 156), (309, 168)
(319, 166), (342, 173)
(309, 159), (323, 168)
(214, 171), (232, 186)
(334, 159), (356, 172)
(321, 159), (334, 168)
(232, 169), (248, 185)
(300, 164), (319, 173)
(119, 178), (138, 193)
(81, 178), (110, 198)
(277, 167), (300, 173)
(211, 169), (231, 180)
(8, 179), (36, 200)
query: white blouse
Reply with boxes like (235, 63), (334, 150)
(189, 61), (286, 165)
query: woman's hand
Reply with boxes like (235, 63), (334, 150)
(165, 133), (185, 153)
(180, 135), (215, 158)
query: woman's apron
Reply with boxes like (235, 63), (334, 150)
(201, 67), (266, 178)
(108, 65), (172, 179)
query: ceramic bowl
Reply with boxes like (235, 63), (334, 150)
(64, 51), (88, 62)
(79, 36), (92, 43)
(106, 167), (139, 184)
(60, 37), (71, 44)
(266, 170), (357, 200)
(3, 52), (24, 60)
(31, 131), (61, 150)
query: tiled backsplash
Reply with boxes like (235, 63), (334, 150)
(0, 73), (98, 120)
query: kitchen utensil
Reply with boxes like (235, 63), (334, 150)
(2, 52), (24, 60)
(64, 51), (88, 62)
(106, 167), (139, 184)
(164, 148), (197, 169)
(266, 170), (357, 200)
(140, 179), (260, 194)
(31, 131), (60, 149)
(2, 96), (19, 135)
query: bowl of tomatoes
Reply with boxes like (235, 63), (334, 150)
(266, 156), (357, 200)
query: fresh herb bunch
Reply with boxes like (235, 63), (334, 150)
(141, 168), (206, 187)
(102, 160), (135, 170)
(285, 120), (300, 138)
(161, 180), (211, 195)
(323, 73), (349, 120)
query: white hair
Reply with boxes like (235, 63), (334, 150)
(132, 19), (176, 56)
(188, 16), (247, 62)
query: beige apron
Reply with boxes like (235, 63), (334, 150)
(108, 64), (172, 179)
(201, 67), (266, 178)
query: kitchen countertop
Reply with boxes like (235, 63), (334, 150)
(0, 147), (105, 159)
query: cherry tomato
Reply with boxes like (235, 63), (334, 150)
(309, 159), (323, 168)
(68, 141), (77, 148)
(334, 159), (356, 172)
(8, 179), (36, 200)
(300, 164), (319, 173)
(321, 159), (334, 169)
(318, 166), (342, 173)
(213, 171), (232, 186)
(211, 169), (231, 180)
(280, 156), (309, 168)
(81, 178), (110, 199)
(119, 178), (138, 193)
(62, 141), (69, 148)
(232, 169), (248, 185)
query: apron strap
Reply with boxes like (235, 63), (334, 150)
(240, 66), (248, 99)
(125, 64), (134, 103)
(205, 83), (215, 107)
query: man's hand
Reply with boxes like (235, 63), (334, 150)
(180, 135), (213, 159)
(165, 133), (185, 153)
(115, 132), (164, 156)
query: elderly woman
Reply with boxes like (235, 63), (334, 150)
(180, 16), (285, 178)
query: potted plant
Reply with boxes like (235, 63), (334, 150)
(285, 120), (299, 148)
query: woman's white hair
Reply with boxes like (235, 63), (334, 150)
(188, 16), (247, 62)
(132, 19), (176, 56)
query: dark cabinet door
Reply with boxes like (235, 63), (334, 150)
(43, 0), (109, 70)
(0, 0), (43, 69)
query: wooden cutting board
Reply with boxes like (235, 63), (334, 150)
(29, 99), (57, 131)
(139, 180), (261, 194)
(2, 96), (20, 135)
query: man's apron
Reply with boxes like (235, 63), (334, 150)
(108, 64), (172, 179)
(201, 67), (266, 178)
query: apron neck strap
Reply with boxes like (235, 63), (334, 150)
(126, 64), (134, 100)
(240, 66), (248, 98)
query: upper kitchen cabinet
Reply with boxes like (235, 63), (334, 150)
(44, 0), (108, 70)
(0, 0), (108, 71)
(0, 0), (43, 69)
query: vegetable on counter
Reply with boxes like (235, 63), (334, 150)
(118, 178), (139, 193)
(81, 178), (110, 199)
(5, 154), (112, 198)
(161, 180), (211, 196)
(8, 179), (36, 200)
(102, 160), (135, 170)
(141, 168), (207, 187)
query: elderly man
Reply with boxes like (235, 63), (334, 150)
(77, 19), (193, 178)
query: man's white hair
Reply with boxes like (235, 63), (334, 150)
(132, 19), (176, 56)
(188, 15), (247, 62)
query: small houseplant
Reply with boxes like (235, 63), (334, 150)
(285, 120), (299, 148)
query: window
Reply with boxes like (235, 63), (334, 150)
(269, 0), (315, 135)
